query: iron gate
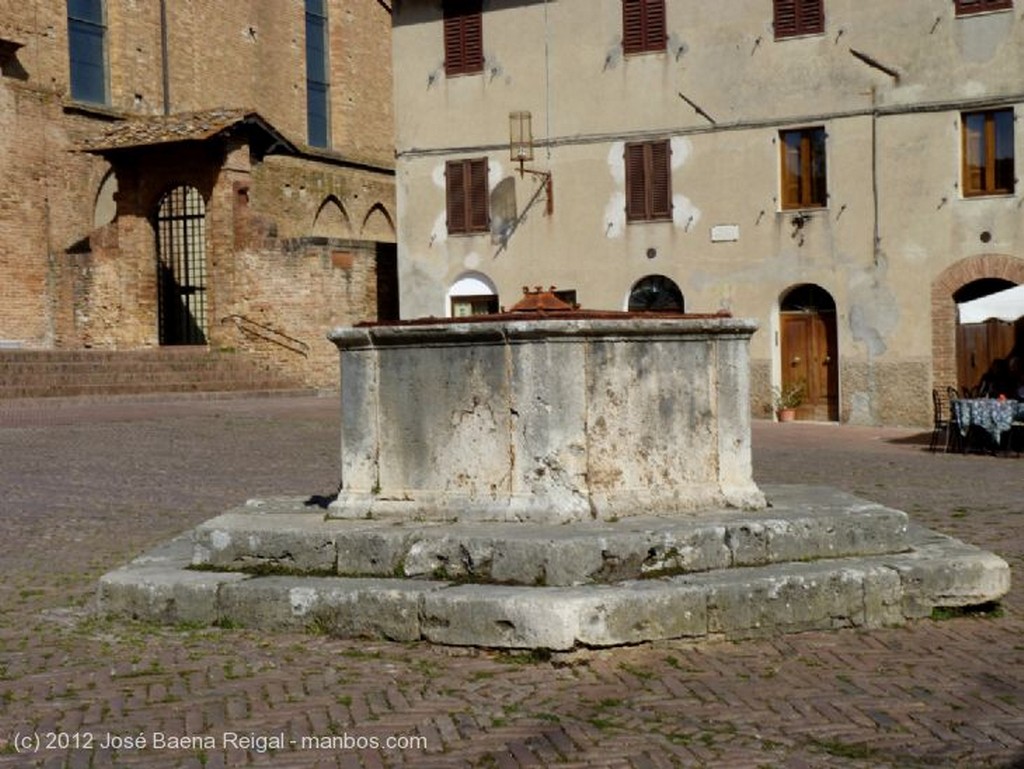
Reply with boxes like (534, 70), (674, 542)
(156, 186), (208, 345)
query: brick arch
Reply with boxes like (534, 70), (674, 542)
(931, 253), (1024, 389)
(360, 202), (395, 242)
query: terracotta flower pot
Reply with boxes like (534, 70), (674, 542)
(777, 408), (797, 423)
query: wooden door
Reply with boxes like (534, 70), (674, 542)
(956, 319), (1016, 393)
(781, 311), (838, 421)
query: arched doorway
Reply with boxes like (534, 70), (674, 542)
(780, 284), (839, 421)
(955, 278), (1017, 393)
(156, 185), (208, 345)
(627, 275), (684, 312)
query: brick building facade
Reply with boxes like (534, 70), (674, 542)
(0, 0), (395, 387)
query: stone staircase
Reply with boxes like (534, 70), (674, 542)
(0, 348), (309, 400)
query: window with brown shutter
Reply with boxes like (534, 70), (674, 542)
(443, 0), (484, 76)
(962, 109), (1015, 196)
(779, 127), (827, 209)
(955, 0), (1012, 15)
(773, 0), (825, 39)
(622, 0), (666, 55)
(625, 140), (673, 222)
(446, 158), (490, 234)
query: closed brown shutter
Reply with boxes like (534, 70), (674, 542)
(446, 158), (490, 234)
(774, 0), (824, 38)
(468, 158), (490, 232)
(446, 160), (467, 233)
(626, 141), (672, 221)
(625, 143), (648, 220)
(443, 0), (484, 76)
(649, 140), (672, 219)
(622, 0), (665, 55)
(955, 0), (1012, 14)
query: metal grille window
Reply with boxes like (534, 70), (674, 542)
(157, 186), (208, 345)
(305, 0), (330, 148)
(67, 0), (107, 104)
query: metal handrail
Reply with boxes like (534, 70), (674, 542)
(221, 314), (310, 357)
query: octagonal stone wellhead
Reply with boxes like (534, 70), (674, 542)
(327, 312), (766, 523)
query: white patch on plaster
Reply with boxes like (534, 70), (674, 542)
(431, 163), (446, 189)
(673, 194), (702, 230)
(210, 530), (232, 551)
(604, 192), (626, 239)
(488, 159), (505, 191)
(464, 252), (481, 270)
(670, 137), (692, 170)
(608, 142), (626, 185)
(605, 142), (627, 238)
(431, 211), (448, 245)
(289, 586), (318, 616)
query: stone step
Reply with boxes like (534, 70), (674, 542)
(191, 486), (912, 586)
(0, 349), (303, 399)
(98, 484), (1010, 650)
(98, 522), (1009, 651)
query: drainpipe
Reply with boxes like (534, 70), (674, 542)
(159, 0), (170, 114)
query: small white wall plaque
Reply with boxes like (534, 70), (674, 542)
(710, 224), (740, 243)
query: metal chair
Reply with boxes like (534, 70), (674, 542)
(945, 386), (967, 453)
(929, 388), (949, 453)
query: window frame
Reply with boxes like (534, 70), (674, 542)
(625, 140), (673, 223)
(779, 126), (828, 210)
(961, 108), (1015, 198)
(446, 158), (490, 235)
(773, 0), (825, 40)
(443, 0), (484, 77)
(954, 0), (1013, 17)
(67, 0), (108, 105)
(305, 0), (331, 148)
(622, 0), (667, 55)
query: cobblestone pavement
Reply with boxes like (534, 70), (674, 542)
(1, 394), (1023, 768)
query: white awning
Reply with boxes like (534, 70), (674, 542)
(957, 284), (1024, 324)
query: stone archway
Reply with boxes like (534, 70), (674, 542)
(931, 254), (1024, 390)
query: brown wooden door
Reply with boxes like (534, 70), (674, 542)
(956, 319), (1016, 393)
(781, 311), (838, 421)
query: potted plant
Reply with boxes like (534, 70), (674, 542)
(772, 381), (805, 422)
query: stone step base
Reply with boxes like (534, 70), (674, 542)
(98, 487), (1010, 651)
(0, 349), (304, 399)
(193, 486), (912, 586)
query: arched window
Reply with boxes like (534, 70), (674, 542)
(448, 273), (498, 317)
(628, 275), (684, 312)
(156, 186), (208, 345)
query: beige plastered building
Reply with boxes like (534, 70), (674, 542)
(0, 0), (396, 386)
(391, 0), (1024, 426)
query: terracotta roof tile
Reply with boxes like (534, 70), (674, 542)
(79, 108), (291, 153)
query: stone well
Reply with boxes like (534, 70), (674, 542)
(328, 313), (766, 523)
